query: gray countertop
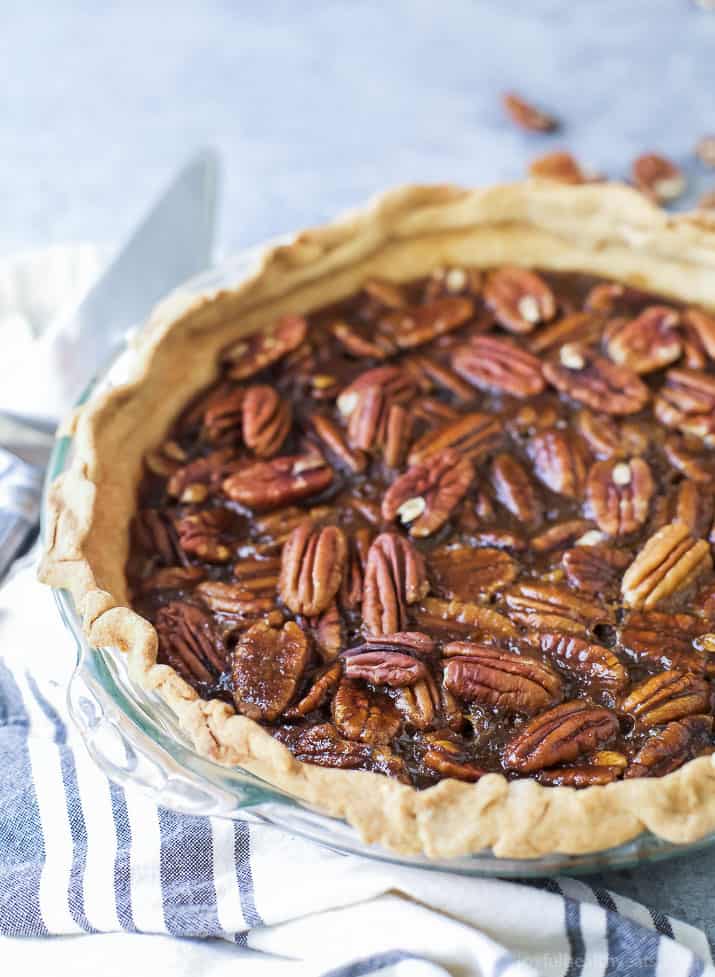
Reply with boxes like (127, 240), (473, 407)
(4, 0), (715, 950)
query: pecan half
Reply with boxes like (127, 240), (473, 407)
(339, 528), (373, 610)
(174, 508), (234, 563)
(654, 369), (715, 445)
(332, 678), (402, 744)
(575, 410), (649, 460)
(632, 153), (686, 202)
(202, 387), (245, 444)
(664, 433), (715, 484)
(232, 620), (309, 721)
(363, 276), (407, 309)
(381, 296), (474, 348)
(528, 312), (604, 355)
(407, 353), (476, 402)
(528, 428), (590, 499)
(140, 565), (205, 593)
(621, 522), (712, 610)
(604, 306), (681, 374)
(420, 734), (485, 781)
(531, 520), (596, 554)
(661, 479), (714, 538)
(586, 458), (654, 536)
(342, 648), (428, 686)
(431, 545), (518, 599)
(273, 722), (407, 780)
(331, 319), (396, 360)
(443, 643), (562, 716)
(394, 674), (441, 731)
(562, 544), (632, 598)
(585, 283), (626, 314)
(502, 92), (558, 132)
(536, 766), (621, 787)
(306, 601), (344, 662)
(543, 344), (650, 415)
(503, 701), (619, 773)
(423, 266), (483, 301)
(311, 414), (367, 473)
(233, 555), (281, 594)
(484, 266), (556, 333)
(414, 597), (517, 640)
(536, 633), (628, 694)
(452, 336), (545, 397)
(283, 662), (343, 719)
(156, 601), (225, 686)
(279, 521), (347, 616)
(346, 388), (413, 467)
(625, 715), (713, 778)
(408, 412), (502, 465)
(223, 315), (308, 380)
(337, 366), (415, 418)
(362, 533), (429, 635)
(223, 453), (333, 510)
(134, 509), (181, 564)
(241, 385), (292, 458)
(620, 671), (710, 727)
(619, 610), (707, 674)
(681, 308), (715, 364)
(381, 450), (473, 537)
(357, 631), (436, 658)
(504, 582), (612, 635)
(491, 453), (542, 526)
(196, 581), (278, 628)
(167, 449), (237, 502)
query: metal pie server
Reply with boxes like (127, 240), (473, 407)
(0, 148), (221, 583)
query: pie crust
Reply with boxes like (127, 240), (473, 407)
(40, 180), (715, 859)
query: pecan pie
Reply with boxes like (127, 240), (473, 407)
(41, 182), (715, 859)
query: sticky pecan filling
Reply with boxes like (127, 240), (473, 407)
(127, 266), (715, 788)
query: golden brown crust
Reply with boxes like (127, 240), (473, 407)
(39, 180), (715, 859)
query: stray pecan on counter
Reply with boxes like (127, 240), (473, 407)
(631, 153), (686, 203)
(502, 92), (559, 132)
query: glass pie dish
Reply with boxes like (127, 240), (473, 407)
(45, 245), (715, 877)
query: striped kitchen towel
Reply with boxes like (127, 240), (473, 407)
(1, 563), (714, 977)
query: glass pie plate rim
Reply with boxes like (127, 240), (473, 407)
(45, 244), (715, 878)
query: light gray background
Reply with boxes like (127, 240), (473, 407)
(4, 0), (715, 945)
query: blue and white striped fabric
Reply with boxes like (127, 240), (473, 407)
(1, 564), (714, 977)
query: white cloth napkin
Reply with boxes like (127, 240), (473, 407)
(1, 246), (714, 977)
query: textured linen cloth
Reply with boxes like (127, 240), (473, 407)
(1, 247), (715, 977)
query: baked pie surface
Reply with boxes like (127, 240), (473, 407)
(40, 181), (715, 858)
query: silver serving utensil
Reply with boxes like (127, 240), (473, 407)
(0, 149), (221, 583)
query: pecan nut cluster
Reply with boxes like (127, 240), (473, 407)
(128, 265), (715, 788)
